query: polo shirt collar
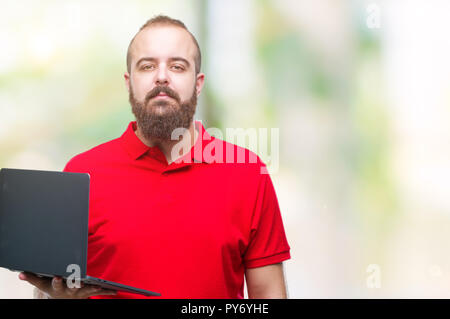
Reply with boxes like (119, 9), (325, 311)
(120, 121), (150, 160)
(120, 120), (213, 164)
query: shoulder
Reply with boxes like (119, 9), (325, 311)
(63, 137), (122, 173)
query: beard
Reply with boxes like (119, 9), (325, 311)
(129, 83), (197, 141)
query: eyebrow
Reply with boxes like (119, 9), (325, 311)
(135, 57), (191, 68)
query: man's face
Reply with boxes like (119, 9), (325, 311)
(125, 25), (205, 141)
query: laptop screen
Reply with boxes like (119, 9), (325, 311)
(0, 168), (89, 279)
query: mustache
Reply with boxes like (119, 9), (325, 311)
(145, 86), (181, 104)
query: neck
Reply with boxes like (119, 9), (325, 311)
(135, 121), (198, 164)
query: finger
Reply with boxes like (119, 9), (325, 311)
(66, 279), (83, 290)
(67, 285), (80, 294)
(82, 287), (117, 298)
(60, 280), (85, 297)
(51, 276), (65, 293)
(19, 272), (50, 290)
(76, 285), (102, 298)
(94, 289), (117, 297)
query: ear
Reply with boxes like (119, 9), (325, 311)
(124, 72), (131, 93)
(195, 72), (205, 97)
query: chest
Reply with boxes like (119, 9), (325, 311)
(87, 169), (250, 258)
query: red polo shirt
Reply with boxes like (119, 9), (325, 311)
(63, 120), (290, 298)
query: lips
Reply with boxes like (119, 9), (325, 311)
(155, 93), (170, 98)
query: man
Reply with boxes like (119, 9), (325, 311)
(20, 15), (290, 299)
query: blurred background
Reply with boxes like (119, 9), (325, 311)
(1, 0), (450, 298)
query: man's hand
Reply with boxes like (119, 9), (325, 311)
(19, 272), (117, 299)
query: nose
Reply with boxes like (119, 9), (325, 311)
(155, 66), (169, 86)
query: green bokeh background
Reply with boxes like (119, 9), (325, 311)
(1, 0), (450, 298)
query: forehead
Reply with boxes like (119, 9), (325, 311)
(131, 25), (196, 65)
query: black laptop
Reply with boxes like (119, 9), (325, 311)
(0, 168), (160, 297)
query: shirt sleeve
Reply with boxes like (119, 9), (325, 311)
(62, 155), (81, 173)
(62, 160), (72, 172)
(243, 171), (291, 269)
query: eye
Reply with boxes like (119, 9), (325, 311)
(142, 65), (155, 70)
(171, 65), (185, 71)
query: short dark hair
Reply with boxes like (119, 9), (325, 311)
(126, 15), (201, 74)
